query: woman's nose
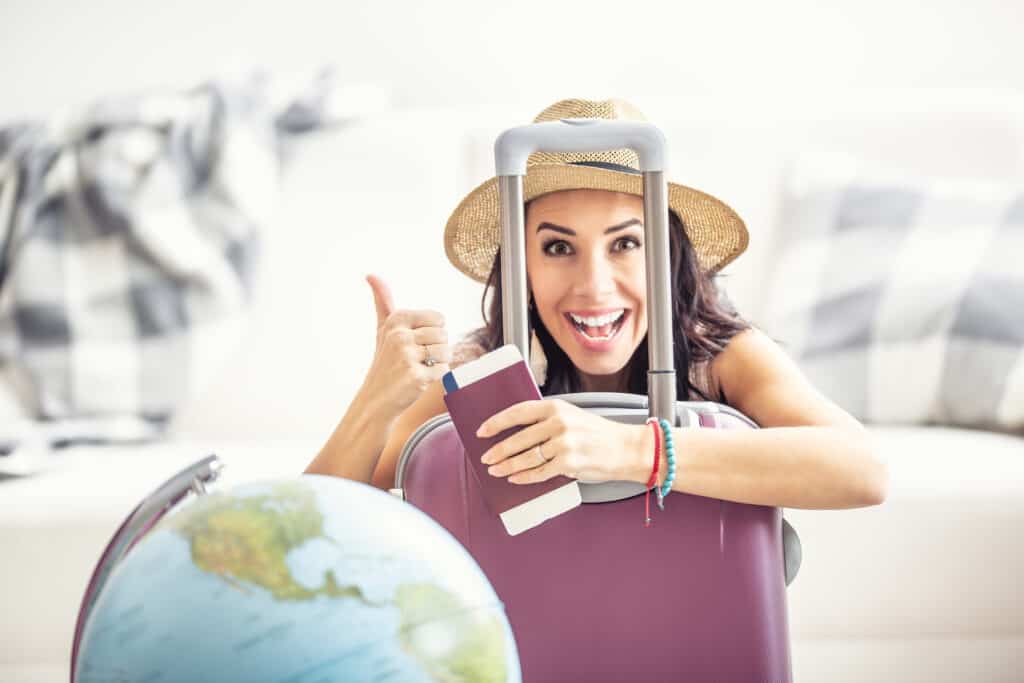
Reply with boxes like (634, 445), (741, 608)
(574, 251), (616, 297)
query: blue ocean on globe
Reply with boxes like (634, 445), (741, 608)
(75, 474), (521, 682)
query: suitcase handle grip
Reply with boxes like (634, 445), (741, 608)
(494, 119), (667, 176)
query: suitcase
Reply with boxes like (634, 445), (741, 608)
(390, 118), (802, 681)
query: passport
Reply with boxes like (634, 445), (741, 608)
(442, 344), (582, 535)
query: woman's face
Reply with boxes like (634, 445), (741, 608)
(525, 189), (647, 389)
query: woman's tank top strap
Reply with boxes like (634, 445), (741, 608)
(687, 359), (720, 403)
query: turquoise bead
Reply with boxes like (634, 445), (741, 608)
(656, 419), (676, 500)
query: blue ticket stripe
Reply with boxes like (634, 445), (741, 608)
(442, 371), (460, 394)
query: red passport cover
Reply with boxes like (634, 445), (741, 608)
(442, 361), (576, 517)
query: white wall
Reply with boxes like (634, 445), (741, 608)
(2, 0), (1023, 119)
(2, 0), (1023, 442)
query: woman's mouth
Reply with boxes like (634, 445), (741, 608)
(564, 310), (629, 351)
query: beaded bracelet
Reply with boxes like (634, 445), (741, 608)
(643, 418), (661, 527)
(655, 418), (676, 511)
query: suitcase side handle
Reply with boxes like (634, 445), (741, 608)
(494, 119), (667, 176)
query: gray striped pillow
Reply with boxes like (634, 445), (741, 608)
(759, 153), (1024, 435)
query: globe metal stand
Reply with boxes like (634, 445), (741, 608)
(70, 454), (224, 683)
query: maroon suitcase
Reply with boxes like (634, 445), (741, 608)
(390, 118), (801, 681)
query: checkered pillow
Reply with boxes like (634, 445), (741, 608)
(759, 152), (1024, 434)
(0, 74), (339, 431)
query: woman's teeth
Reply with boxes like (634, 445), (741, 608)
(568, 310), (626, 341)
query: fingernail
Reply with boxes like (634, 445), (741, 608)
(476, 426), (487, 437)
(480, 453), (490, 464)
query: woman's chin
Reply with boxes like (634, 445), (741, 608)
(561, 347), (631, 378)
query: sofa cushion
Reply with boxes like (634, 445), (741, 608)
(759, 151), (1024, 434)
(785, 424), (1024, 638)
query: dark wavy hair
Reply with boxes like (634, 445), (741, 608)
(462, 203), (753, 404)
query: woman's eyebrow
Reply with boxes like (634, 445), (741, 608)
(536, 217), (642, 236)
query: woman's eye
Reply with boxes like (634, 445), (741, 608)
(615, 237), (641, 251)
(542, 240), (572, 256)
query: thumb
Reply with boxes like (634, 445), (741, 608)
(366, 274), (395, 328)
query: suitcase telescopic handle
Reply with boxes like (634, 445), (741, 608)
(494, 119), (667, 175)
(494, 118), (676, 424)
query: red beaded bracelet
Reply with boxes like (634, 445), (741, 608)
(644, 418), (661, 527)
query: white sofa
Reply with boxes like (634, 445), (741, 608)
(3, 89), (1024, 682)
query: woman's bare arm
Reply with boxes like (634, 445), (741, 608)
(304, 387), (400, 484)
(368, 380), (449, 490)
(308, 341), (484, 489)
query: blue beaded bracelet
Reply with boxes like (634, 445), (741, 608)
(656, 418), (675, 510)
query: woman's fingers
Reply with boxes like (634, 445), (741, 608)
(508, 460), (558, 485)
(417, 343), (453, 365)
(489, 439), (561, 479)
(384, 309), (446, 331)
(366, 274), (396, 329)
(481, 420), (558, 467)
(411, 326), (448, 346)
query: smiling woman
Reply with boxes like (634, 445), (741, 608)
(308, 97), (887, 512)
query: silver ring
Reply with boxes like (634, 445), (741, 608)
(423, 355), (436, 367)
(536, 444), (548, 464)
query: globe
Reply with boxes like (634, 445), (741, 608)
(74, 473), (522, 682)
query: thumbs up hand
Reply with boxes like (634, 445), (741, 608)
(361, 274), (452, 418)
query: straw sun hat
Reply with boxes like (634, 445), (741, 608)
(443, 98), (750, 284)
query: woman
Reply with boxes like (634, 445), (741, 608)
(305, 98), (889, 511)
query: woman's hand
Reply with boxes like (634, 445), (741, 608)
(477, 398), (646, 485)
(359, 274), (452, 419)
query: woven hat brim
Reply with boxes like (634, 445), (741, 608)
(444, 164), (749, 284)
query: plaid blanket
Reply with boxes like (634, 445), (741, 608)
(0, 70), (344, 475)
(759, 151), (1024, 435)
